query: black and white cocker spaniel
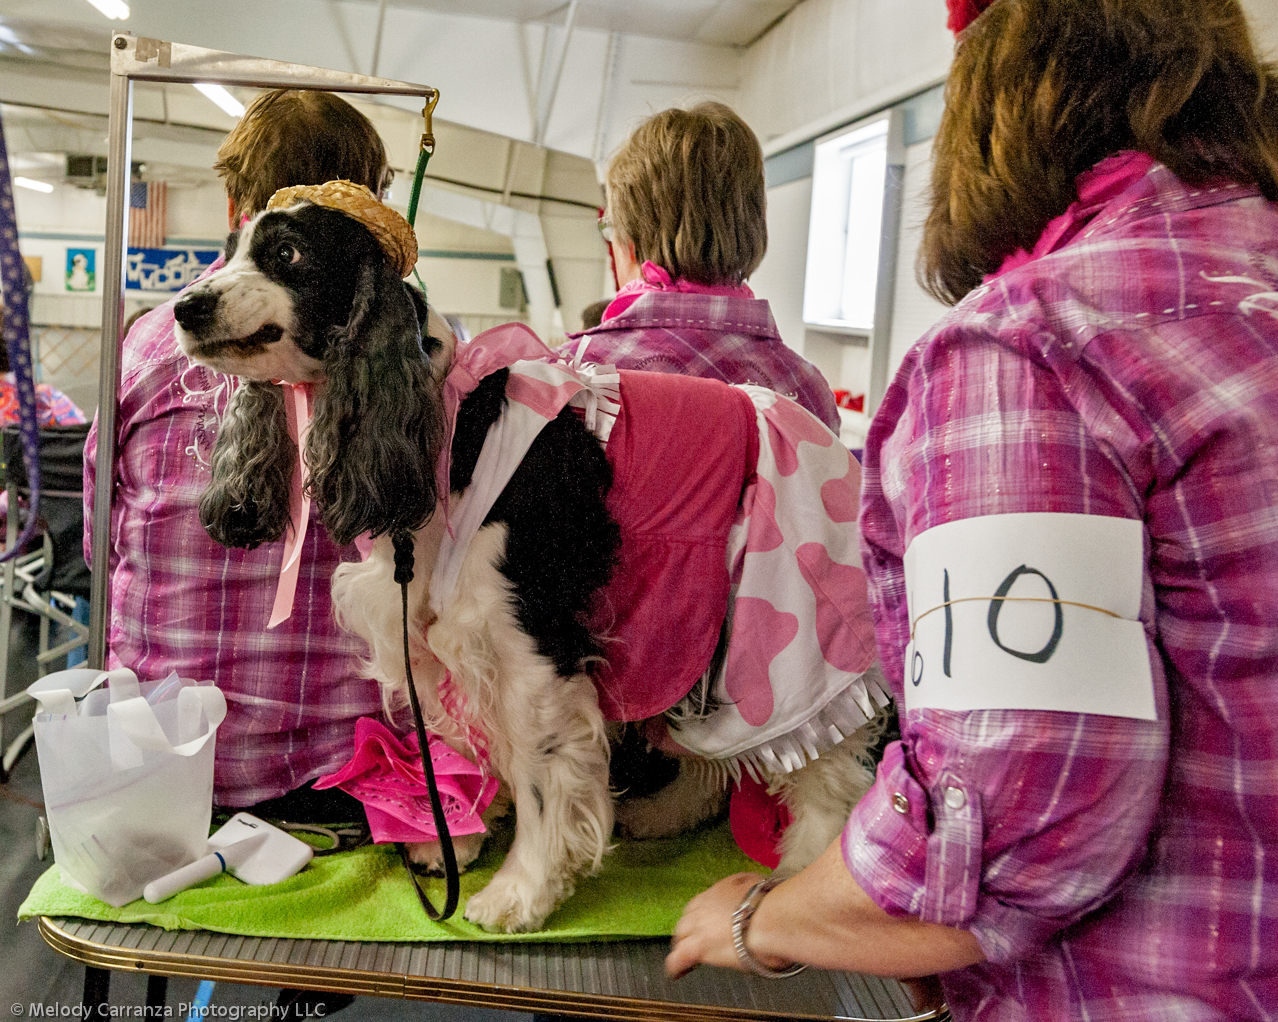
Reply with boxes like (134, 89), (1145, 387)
(173, 196), (887, 933)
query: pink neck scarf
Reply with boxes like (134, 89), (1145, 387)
(986, 151), (1155, 283)
(601, 261), (754, 322)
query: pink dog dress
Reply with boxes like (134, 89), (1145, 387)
(431, 324), (887, 781)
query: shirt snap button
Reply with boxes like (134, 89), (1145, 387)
(892, 792), (910, 815)
(944, 786), (966, 810)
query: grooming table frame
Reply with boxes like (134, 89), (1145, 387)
(38, 30), (948, 1022)
(41, 917), (945, 1021)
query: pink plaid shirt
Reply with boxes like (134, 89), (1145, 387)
(847, 163), (1278, 1018)
(83, 259), (383, 807)
(561, 290), (841, 431)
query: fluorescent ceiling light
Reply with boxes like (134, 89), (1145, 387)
(83, 0), (130, 19)
(14, 177), (54, 193)
(193, 83), (245, 118)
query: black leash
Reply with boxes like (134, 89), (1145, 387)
(392, 526), (460, 921)
(393, 93), (459, 920)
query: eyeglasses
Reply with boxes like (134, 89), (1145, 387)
(597, 213), (615, 244)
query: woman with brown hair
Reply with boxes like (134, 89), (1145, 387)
(565, 102), (840, 431)
(83, 90), (395, 811)
(666, 1), (1278, 1017)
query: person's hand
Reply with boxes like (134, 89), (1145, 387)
(666, 872), (793, 979)
(667, 839), (987, 980)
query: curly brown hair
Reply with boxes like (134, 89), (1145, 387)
(214, 90), (392, 217)
(920, 0), (1278, 304)
(605, 102), (767, 285)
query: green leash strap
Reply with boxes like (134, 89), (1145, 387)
(398, 94), (459, 922)
(407, 91), (438, 298)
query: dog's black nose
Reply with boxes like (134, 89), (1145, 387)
(173, 290), (219, 331)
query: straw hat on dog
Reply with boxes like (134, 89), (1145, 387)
(266, 180), (419, 278)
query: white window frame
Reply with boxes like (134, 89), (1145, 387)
(801, 110), (905, 413)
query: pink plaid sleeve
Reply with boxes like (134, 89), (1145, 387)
(847, 328), (1170, 964)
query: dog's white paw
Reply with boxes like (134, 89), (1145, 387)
(405, 831), (487, 875)
(463, 867), (568, 933)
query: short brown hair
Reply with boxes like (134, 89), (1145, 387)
(214, 90), (392, 216)
(920, 0), (1278, 304)
(606, 103), (766, 285)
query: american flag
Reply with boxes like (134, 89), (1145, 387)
(129, 181), (167, 248)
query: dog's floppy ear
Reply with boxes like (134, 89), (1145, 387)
(305, 256), (444, 546)
(199, 380), (295, 549)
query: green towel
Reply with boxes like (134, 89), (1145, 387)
(18, 819), (761, 943)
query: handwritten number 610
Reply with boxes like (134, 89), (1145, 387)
(912, 565), (1065, 686)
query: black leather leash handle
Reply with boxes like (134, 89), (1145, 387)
(392, 527), (460, 921)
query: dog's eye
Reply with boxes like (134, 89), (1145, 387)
(278, 244), (301, 265)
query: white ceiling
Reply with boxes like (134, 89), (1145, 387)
(0, 0), (757, 163)
(386, 0), (804, 47)
(0, 0), (806, 58)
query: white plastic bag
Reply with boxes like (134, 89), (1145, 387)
(29, 667), (227, 907)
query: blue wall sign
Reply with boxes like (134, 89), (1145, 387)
(125, 247), (220, 292)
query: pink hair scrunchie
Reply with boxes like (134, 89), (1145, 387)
(947, 0), (995, 33)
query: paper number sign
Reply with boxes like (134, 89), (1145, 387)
(902, 513), (1156, 720)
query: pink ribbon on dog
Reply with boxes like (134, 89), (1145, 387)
(437, 323), (557, 535)
(267, 381), (313, 628)
(437, 668), (491, 773)
(314, 716), (498, 844)
(267, 323), (555, 621)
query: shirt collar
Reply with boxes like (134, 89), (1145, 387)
(985, 153), (1260, 284)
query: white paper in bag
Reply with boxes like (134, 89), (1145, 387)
(30, 668), (226, 907)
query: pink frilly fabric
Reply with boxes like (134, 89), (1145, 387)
(436, 323), (559, 536)
(985, 152), (1156, 283)
(315, 716), (500, 844)
(601, 261), (754, 322)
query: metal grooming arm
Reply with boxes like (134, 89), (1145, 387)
(89, 34), (437, 669)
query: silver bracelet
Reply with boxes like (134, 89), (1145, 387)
(731, 876), (808, 979)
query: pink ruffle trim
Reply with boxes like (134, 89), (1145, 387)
(315, 716), (499, 844)
(602, 261), (754, 322)
(986, 151), (1156, 283)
